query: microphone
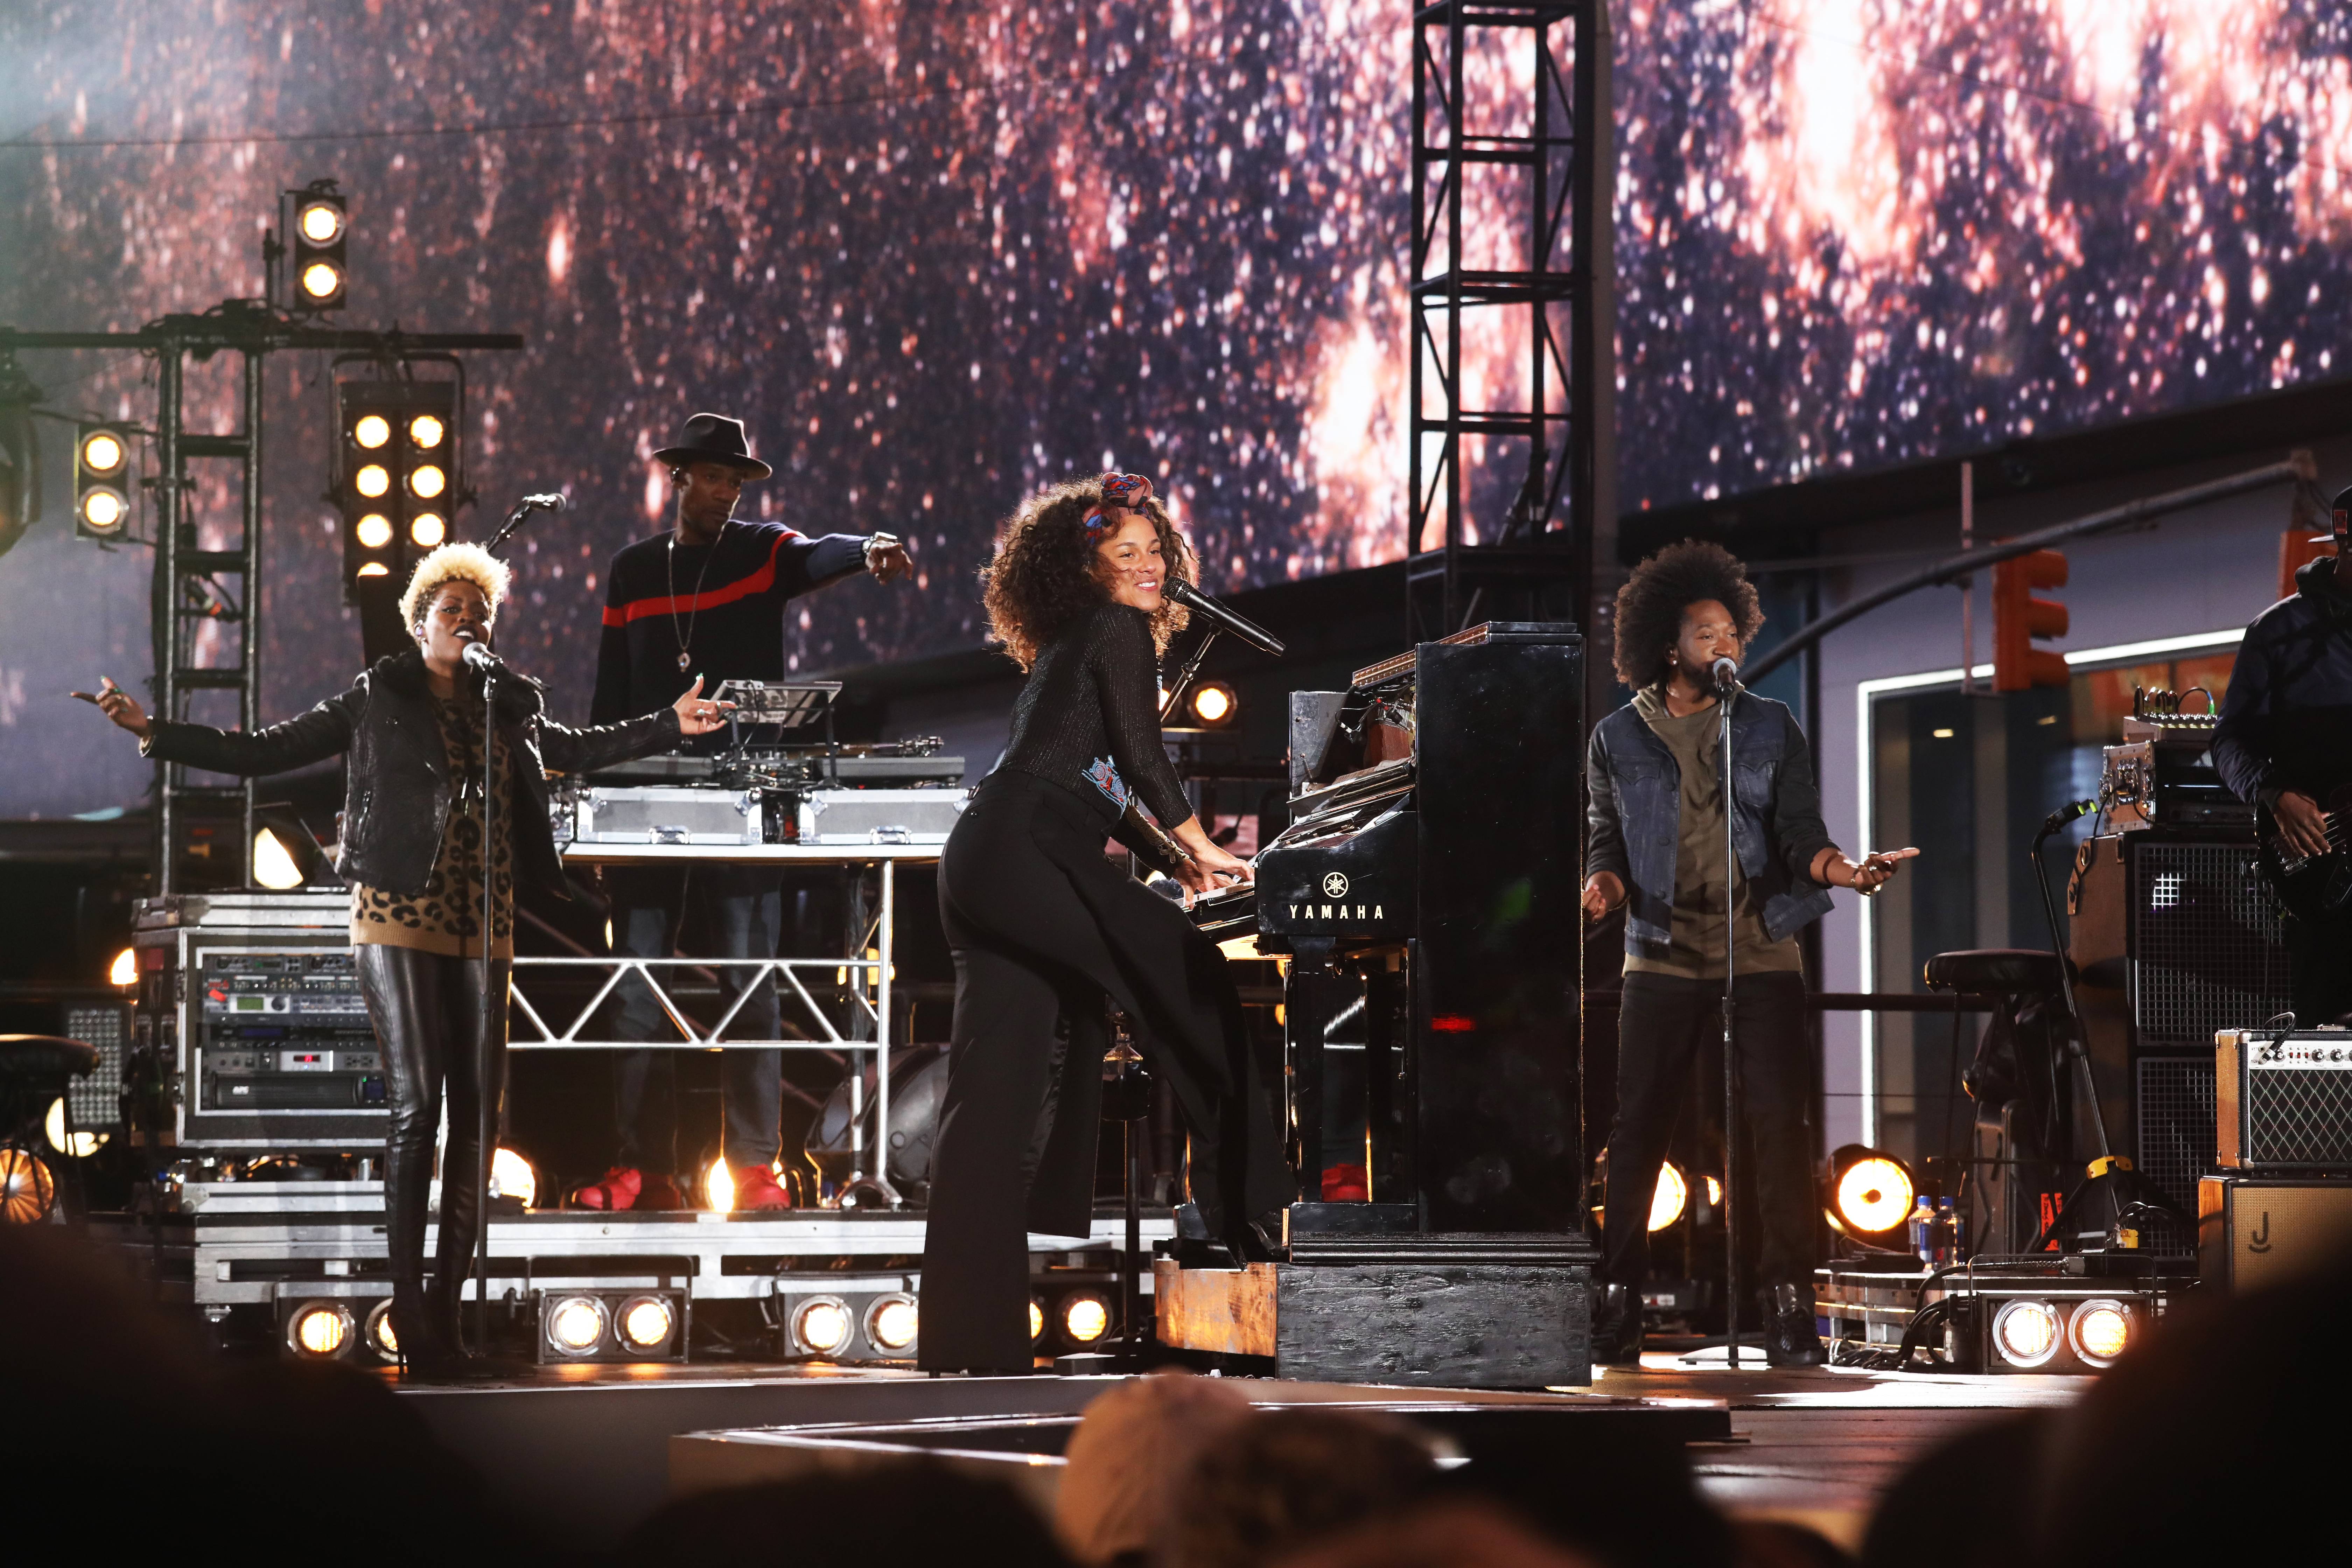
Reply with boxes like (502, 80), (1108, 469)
(518, 493), (568, 513)
(1167, 579), (1286, 657)
(456, 629), (503, 674)
(2039, 798), (2096, 836)
(1711, 656), (1744, 695)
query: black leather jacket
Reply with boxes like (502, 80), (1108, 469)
(141, 649), (679, 901)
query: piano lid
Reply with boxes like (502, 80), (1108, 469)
(1348, 620), (1582, 691)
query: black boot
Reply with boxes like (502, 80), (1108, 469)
(1592, 1282), (1645, 1366)
(1761, 1282), (1825, 1367)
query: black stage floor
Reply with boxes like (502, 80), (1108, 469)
(396, 1355), (2080, 1552)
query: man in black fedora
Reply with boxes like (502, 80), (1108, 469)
(580, 411), (912, 1211)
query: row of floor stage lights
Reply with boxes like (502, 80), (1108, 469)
(1032, 1287), (1115, 1352)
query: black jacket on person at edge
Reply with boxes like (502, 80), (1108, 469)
(141, 648), (680, 897)
(2212, 554), (2352, 810)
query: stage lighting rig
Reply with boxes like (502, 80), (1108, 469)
(278, 180), (349, 314)
(286, 1300), (354, 1357)
(74, 421), (134, 540)
(788, 1294), (856, 1357)
(1826, 1144), (1917, 1249)
(331, 366), (465, 656)
(534, 1287), (688, 1363)
(1188, 680), (1238, 727)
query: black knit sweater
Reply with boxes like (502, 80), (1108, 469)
(997, 601), (1193, 829)
(591, 520), (869, 729)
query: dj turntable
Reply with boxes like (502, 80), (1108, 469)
(563, 696), (968, 846)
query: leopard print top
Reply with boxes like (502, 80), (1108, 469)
(349, 692), (515, 959)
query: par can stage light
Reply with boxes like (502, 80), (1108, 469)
(286, 1300), (355, 1359)
(533, 1287), (688, 1364)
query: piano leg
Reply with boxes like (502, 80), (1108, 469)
(1287, 940), (1336, 1192)
(1364, 958), (1409, 1205)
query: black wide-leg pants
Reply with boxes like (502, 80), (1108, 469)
(918, 770), (1290, 1371)
(355, 944), (511, 1337)
(1600, 969), (1815, 1294)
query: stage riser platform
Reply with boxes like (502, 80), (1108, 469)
(1155, 1255), (1594, 1388)
(90, 1184), (1168, 1317)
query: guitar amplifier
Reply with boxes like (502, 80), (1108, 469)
(2198, 1173), (2352, 1292)
(2214, 1029), (2352, 1170)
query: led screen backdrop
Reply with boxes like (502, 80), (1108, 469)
(2, 2), (2348, 818)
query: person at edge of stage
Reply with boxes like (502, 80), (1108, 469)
(578, 412), (913, 1213)
(1580, 540), (1918, 1368)
(917, 471), (1293, 1372)
(75, 543), (729, 1377)
(2214, 482), (2352, 1026)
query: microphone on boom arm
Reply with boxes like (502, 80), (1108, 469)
(485, 492), (569, 556)
(1167, 578), (1287, 657)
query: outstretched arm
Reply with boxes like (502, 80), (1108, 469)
(77, 676), (360, 776)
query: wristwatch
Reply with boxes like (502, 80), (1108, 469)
(863, 531), (899, 567)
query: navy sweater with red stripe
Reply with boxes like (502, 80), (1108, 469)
(591, 521), (869, 728)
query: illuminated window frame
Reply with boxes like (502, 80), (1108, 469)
(1851, 627), (2245, 1144)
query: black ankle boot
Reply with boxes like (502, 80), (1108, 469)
(1761, 1282), (1825, 1367)
(1592, 1283), (1645, 1366)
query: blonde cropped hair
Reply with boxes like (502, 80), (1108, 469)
(399, 542), (511, 631)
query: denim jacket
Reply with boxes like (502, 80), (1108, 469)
(1584, 691), (1836, 959)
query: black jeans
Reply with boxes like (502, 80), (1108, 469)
(1601, 969), (1815, 1293)
(918, 770), (1290, 1371)
(2287, 911), (2352, 1028)
(354, 944), (510, 1339)
(607, 863), (787, 1172)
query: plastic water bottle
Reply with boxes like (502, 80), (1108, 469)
(1908, 1195), (1939, 1266)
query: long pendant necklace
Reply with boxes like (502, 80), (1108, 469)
(666, 522), (726, 673)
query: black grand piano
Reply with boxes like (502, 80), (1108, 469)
(1177, 622), (1594, 1384)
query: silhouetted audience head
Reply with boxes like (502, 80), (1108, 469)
(1429, 1424), (1733, 1568)
(1059, 1370), (1253, 1563)
(623, 1460), (1069, 1561)
(1158, 1407), (1443, 1568)
(2025, 1249), (2352, 1565)
(1275, 1499), (1603, 1568)
(0, 1225), (510, 1561)
(1860, 1412), (2047, 1568)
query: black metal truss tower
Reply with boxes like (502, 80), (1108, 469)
(1407, 1), (1614, 643)
(2, 310), (519, 892)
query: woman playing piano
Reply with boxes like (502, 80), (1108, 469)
(919, 472), (1292, 1372)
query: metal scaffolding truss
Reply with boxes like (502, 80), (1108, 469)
(1408, 1), (1611, 642)
(507, 955), (883, 1053)
(0, 312), (520, 892)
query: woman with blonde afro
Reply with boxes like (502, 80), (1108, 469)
(78, 542), (730, 1376)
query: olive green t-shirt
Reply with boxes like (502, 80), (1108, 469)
(1622, 687), (1804, 980)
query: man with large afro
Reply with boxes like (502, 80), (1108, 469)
(1583, 539), (1916, 1366)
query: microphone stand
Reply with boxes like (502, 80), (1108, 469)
(1718, 677), (1741, 1369)
(473, 651), (499, 1353)
(2024, 801), (2189, 1251)
(1159, 627), (1222, 724)
(483, 497), (546, 558)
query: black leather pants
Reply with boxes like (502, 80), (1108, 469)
(355, 944), (510, 1351)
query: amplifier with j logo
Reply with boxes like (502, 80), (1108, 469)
(2198, 1173), (2352, 1293)
(2215, 1029), (2352, 1171)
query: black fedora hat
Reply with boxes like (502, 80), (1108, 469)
(653, 412), (772, 479)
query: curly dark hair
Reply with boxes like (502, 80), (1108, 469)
(1611, 539), (1764, 690)
(980, 474), (1193, 669)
